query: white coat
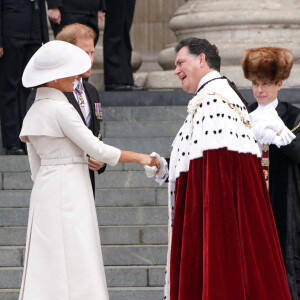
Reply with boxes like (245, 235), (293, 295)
(19, 87), (121, 300)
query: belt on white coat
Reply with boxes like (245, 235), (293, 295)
(41, 156), (88, 166)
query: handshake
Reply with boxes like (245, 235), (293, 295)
(144, 152), (169, 185)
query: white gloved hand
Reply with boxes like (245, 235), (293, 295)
(265, 115), (285, 134)
(144, 165), (157, 178)
(272, 126), (296, 148)
(252, 123), (277, 145)
(144, 152), (168, 185)
(250, 105), (295, 147)
(149, 152), (167, 178)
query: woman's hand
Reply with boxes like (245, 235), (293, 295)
(139, 154), (160, 170)
(118, 150), (160, 172)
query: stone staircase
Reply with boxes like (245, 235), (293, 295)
(0, 102), (187, 300)
(1, 88), (299, 300)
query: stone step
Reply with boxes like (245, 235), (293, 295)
(102, 105), (186, 121)
(0, 287), (164, 300)
(0, 290), (19, 300)
(95, 187), (168, 207)
(95, 170), (169, 189)
(101, 225), (168, 245)
(96, 89), (299, 108)
(104, 137), (173, 157)
(0, 187), (168, 208)
(0, 156), (30, 172)
(0, 265), (165, 289)
(0, 225), (168, 246)
(0, 169), (167, 190)
(108, 287), (164, 300)
(102, 120), (182, 138)
(0, 206), (168, 227)
(0, 190), (30, 208)
(0, 245), (168, 267)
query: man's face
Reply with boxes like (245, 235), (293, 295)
(174, 46), (202, 93)
(252, 80), (282, 106)
(76, 37), (95, 78)
(56, 75), (80, 93)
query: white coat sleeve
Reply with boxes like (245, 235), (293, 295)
(27, 142), (41, 182)
(56, 102), (121, 166)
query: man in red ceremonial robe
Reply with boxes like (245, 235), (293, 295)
(145, 38), (291, 300)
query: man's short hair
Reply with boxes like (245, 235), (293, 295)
(175, 37), (221, 72)
(56, 23), (96, 46)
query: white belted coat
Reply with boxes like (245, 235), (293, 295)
(18, 87), (121, 300)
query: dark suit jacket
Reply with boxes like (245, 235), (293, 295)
(0, 0), (49, 47)
(47, 0), (106, 14)
(46, 0), (106, 44)
(27, 81), (106, 196)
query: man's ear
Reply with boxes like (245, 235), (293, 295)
(277, 80), (283, 91)
(198, 53), (206, 65)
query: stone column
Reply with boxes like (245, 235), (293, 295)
(147, 0), (300, 89)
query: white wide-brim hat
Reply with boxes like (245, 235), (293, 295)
(22, 40), (91, 88)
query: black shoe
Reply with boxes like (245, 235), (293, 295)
(5, 147), (25, 155)
(105, 84), (144, 91)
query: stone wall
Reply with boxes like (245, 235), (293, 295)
(131, 0), (185, 71)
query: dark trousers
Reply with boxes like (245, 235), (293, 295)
(0, 37), (40, 148)
(50, 13), (99, 46)
(103, 0), (136, 86)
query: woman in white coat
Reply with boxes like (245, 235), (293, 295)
(18, 40), (159, 300)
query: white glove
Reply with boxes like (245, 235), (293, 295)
(265, 115), (285, 133)
(144, 152), (168, 185)
(250, 105), (295, 147)
(272, 126), (296, 148)
(149, 152), (168, 178)
(252, 123), (277, 145)
(144, 165), (157, 178)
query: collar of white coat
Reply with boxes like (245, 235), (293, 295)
(196, 70), (221, 92)
(35, 87), (69, 103)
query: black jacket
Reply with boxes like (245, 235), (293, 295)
(0, 0), (49, 47)
(47, 0), (106, 15)
(248, 101), (300, 300)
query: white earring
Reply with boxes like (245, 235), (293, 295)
(54, 80), (57, 83)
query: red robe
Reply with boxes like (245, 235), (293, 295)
(165, 76), (291, 300)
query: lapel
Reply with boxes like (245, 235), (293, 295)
(83, 81), (95, 132)
(275, 101), (287, 119)
(67, 80), (100, 137)
(64, 91), (87, 126)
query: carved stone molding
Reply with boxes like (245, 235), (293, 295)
(150, 0), (300, 89)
